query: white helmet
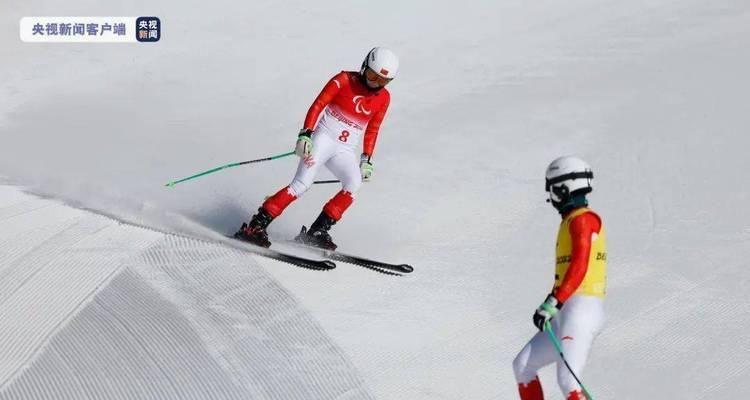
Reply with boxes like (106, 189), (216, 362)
(360, 47), (399, 80)
(545, 156), (594, 207)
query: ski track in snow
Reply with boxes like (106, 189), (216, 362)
(0, 186), (373, 399)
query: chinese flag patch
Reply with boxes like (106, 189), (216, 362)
(380, 68), (389, 76)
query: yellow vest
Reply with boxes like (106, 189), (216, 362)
(554, 208), (607, 298)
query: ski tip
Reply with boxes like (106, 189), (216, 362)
(399, 264), (414, 273)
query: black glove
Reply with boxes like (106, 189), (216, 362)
(533, 293), (562, 331)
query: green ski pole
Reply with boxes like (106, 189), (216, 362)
(544, 321), (594, 400)
(165, 151), (295, 187)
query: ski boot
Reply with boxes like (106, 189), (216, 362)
(295, 211), (337, 251)
(234, 208), (274, 248)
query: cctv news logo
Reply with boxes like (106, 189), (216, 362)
(20, 17), (161, 43)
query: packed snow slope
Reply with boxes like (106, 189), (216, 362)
(2, 0), (750, 398)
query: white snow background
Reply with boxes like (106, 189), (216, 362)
(1, 0), (749, 398)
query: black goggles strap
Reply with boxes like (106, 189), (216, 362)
(545, 171), (593, 191)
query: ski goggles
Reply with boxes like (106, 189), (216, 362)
(364, 68), (393, 87)
(545, 171), (593, 192)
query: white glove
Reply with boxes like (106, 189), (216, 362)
(533, 294), (562, 331)
(360, 154), (374, 181)
(295, 129), (313, 158)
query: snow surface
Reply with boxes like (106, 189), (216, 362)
(2, 0), (750, 398)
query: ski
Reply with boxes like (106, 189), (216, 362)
(287, 229), (413, 275)
(323, 251), (414, 275)
(226, 235), (336, 271)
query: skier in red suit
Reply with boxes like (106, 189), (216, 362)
(235, 47), (399, 250)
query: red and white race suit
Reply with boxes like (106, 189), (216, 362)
(303, 70), (390, 158)
(262, 71), (391, 221)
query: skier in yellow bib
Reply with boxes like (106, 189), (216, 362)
(512, 156), (607, 400)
